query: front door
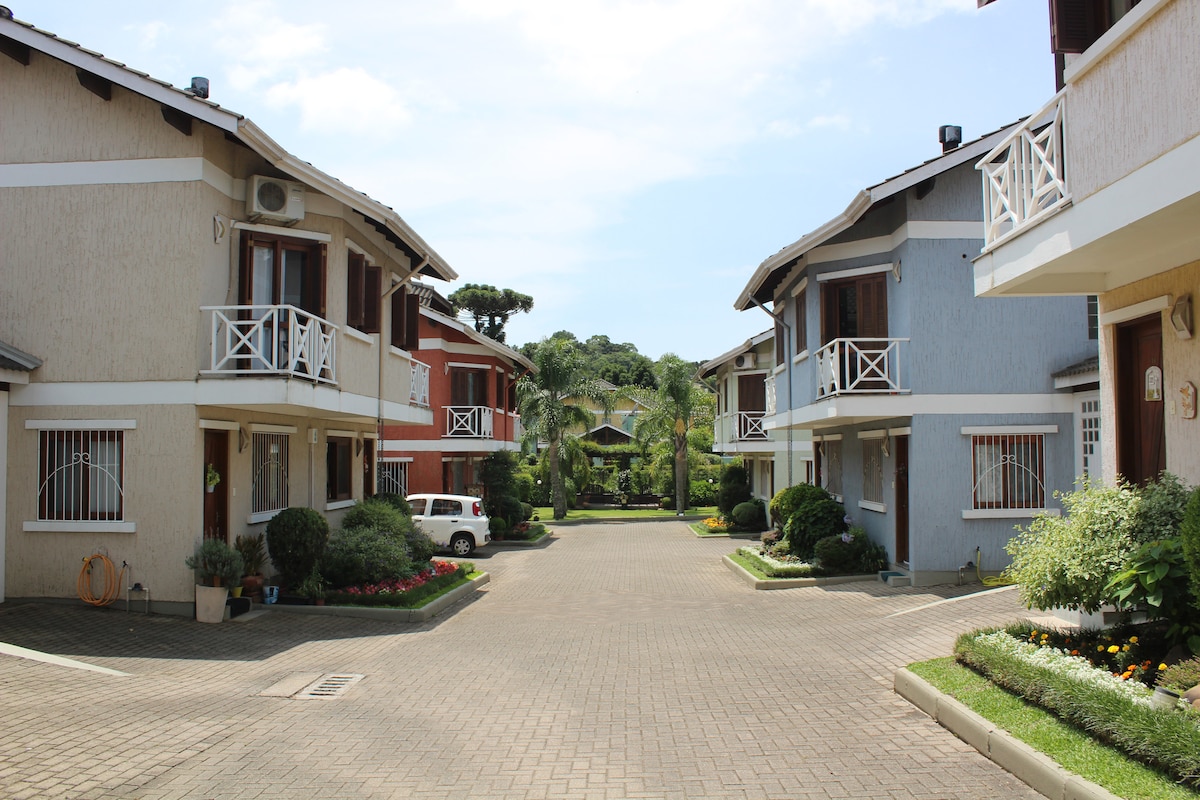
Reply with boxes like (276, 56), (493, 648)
(1115, 316), (1165, 485)
(202, 430), (228, 542)
(894, 435), (909, 565)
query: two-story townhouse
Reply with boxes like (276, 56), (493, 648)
(734, 125), (1096, 586)
(378, 285), (534, 497)
(0, 16), (455, 613)
(973, 0), (1200, 487)
(698, 330), (812, 502)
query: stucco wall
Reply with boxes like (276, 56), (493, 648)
(1098, 259), (1200, 485)
(1066, 0), (1200, 200)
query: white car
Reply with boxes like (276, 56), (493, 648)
(406, 493), (491, 556)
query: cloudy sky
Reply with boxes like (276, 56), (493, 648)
(29, 0), (1056, 362)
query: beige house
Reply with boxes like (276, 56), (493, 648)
(0, 16), (456, 613)
(974, 0), (1200, 487)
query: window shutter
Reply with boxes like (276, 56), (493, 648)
(316, 244), (328, 319)
(821, 284), (838, 345)
(774, 320), (785, 365)
(1050, 0), (1100, 54)
(794, 289), (806, 355)
(857, 274), (888, 338)
(404, 291), (421, 350)
(390, 289), (406, 349)
(347, 253), (365, 329)
(363, 266), (382, 333)
(238, 233), (254, 305)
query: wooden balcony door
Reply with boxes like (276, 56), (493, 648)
(450, 368), (490, 407)
(202, 430), (228, 543)
(1115, 316), (1166, 485)
(821, 273), (888, 388)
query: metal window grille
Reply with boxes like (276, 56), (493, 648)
(38, 430), (124, 521)
(252, 432), (289, 514)
(377, 461), (408, 497)
(862, 438), (884, 504)
(971, 434), (1045, 510)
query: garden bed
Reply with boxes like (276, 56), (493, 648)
(269, 569), (489, 623)
(722, 551), (873, 590)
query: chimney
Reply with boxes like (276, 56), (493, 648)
(938, 125), (962, 154)
(190, 77), (210, 99)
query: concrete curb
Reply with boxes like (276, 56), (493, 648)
(266, 572), (490, 623)
(721, 555), (874, 590)
(893, 668), (1123, 800)
(544, 515), (708, 526)
(489, 534), (554, 549)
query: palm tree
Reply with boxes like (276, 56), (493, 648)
(633, 354), (714, 513)
(516, 338), (607, 519)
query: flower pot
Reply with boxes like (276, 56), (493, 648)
(241, 574), (264, 601)
(230, 586), (243, 598)
(194, 584), (228, 623)
(206, 485), (215, 493)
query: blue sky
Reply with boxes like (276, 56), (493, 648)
(29, 0), (1057, 362)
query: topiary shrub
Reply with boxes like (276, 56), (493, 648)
(731, 499), (767, 531)
(783, 490), (846, 560)
(769, 483), (829, 530)
(320, 525), (415, 589)
(519, 502), (534, 522)
(1181, 487), (1200, 612)
(371, 492), (412, 516)
(489, 516), (510, 538)
(813, 528), (887, 575)
(660, 495), (675, 510)
(718, 465), (751, 515)
(266, 507), (330, 590)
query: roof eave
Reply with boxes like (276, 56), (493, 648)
(419, 307), (536, 373)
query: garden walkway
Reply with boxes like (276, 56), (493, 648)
(0, 520), (1043, 799)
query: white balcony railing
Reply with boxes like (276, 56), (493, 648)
(815, 338), (909, 398)
(737, 411), (768, 441)
(203, 305), (336, 384)
(410, 359), (431, 408)
(978, 93), (1069, 249)
(445, 406), (494, 438)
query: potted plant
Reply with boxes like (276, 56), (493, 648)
(205, 463), (221, 493)
(298, 568), (327, 606)
(185, 539), (243, 623)
(235, 532), (268, 601)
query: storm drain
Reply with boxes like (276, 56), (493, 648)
(295, 673), (364, 699)
(261, 672), (364, 700)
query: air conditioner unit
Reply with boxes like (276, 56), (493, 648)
(248, 175), (305, 223)
(733, 353), (756, 369)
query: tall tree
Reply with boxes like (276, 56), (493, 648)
(633, 354), (714, 513)
(515, 338), (607, 519)
(448, 283), (534, 343)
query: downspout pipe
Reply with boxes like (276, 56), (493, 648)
(377, 257), (428, 454)
(749, 297), (793, 489)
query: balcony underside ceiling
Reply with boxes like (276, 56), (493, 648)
(196, 379), (434, 427)
(766, 396), (912, 432)
(976, 134), (1200, 297)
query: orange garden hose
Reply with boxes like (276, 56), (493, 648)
(77, 553), (126, 606)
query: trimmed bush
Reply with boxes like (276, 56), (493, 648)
(769, 483), (829, 530)
(783, 489), (846, 560)
(343, 497), (435, 565)
(731, 499), (767, 531)
(813, 528), (887, 575)
(371, 492), (412, 516)
(321, 525), (415, 589)
(266, 507), (329, 590)
(489, 517), (510, 538)
(660, 495), (675, 510)
(717, 465), (751, 515)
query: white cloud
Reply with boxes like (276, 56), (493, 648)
(209, 2), (329, 91)
(265, 68), (413, 134)
(125, 21), (169, 49)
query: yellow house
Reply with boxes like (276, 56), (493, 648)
(0, 14), (456, 613)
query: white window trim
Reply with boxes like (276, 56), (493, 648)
(963, 508), (1061, 520)
(857, 429), (887, 439)
(790, 277), (808, 297)
(792, 350), (809, 364)
(961, 425), (1058, 435)
(1098, 295), (1171, 327)
(198, 419), (238, 431)
(248, 509), (282, 525)
(24, 521), (136, 533)
(446, 361), (491, 370)
(888, 426), (912, 437)
(234, 221), (331, 242)
(380, 456), (413, 463)
(344, 327), (374, 345)
(812, 433), (843, 442)
(26, 419), (136, 430)
(325, 499), (357, 511)
(327, 430), (357, 439)
(816, 263), (893, 282)
(858, 500), (886, 514)
(249, 423), (298, 434)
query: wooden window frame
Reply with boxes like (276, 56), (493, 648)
(794, 288), (807, 356)
(238, 232), (327, 318)
(326, 436), (353, 502)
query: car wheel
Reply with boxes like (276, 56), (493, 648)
(450, 534), (474, 556)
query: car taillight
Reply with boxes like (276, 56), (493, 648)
(472, 500), (482, 516)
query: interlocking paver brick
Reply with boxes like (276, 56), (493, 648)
(0, 521), (1043, 798)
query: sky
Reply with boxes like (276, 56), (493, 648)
(27, 0), (1057, 363)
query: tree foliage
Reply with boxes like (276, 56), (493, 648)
(448, 283), (533, 343)
(519, 331), (658, 388)
(631, 354), (714, 513)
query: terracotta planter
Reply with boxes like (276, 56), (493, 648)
(241, 574), (265, 601)
(194, 584), (228, 623)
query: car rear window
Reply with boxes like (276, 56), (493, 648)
(431, 498), (462, 516)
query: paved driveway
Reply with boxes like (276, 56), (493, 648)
(0, 521), (1041, 799)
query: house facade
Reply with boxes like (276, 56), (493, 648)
(735, 127), (1097, 586)
(0, 17), (455, 613)
(698, 330), (812, 503)
(973, 0), (1200, 487)
(377, 287), (533, 497)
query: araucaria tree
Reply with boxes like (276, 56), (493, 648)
(516, 338), (607, 519)
(448, 283), (534, 344)
(634, 354), (713, 513)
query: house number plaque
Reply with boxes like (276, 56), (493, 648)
(1182, 381), (1197, 420)
(1145, 366), (1163, 402)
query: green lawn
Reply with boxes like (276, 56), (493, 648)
(532, 506), (716, 521)
(908, 657), (1199, 800)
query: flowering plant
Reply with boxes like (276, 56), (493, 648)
(340, 560), (462, 597)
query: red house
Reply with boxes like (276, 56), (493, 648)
(378, 285), (534, 496)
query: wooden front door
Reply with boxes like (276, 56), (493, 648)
(1115, 316), (1166, 485)
(894, 435), (909, 565)
(202, 430), (229, 542)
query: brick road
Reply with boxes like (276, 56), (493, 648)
(0, 521), (1042, 799)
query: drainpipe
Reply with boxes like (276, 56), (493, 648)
(749, 297), (793, 489)
(377, 256), (428, 458)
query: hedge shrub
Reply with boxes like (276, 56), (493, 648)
(731, 499), (767, 531)
(266, 507), (329, 590)
(321, 525), (415, 589)
(813, 528), (887, 575)
(783, 489), (846, 560)
(718, 465), (751, 516)
(769, 483), (828, 529)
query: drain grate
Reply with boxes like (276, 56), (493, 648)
(293, 673), (365, 700)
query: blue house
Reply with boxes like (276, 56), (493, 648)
(733, 125), (1098, 586)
